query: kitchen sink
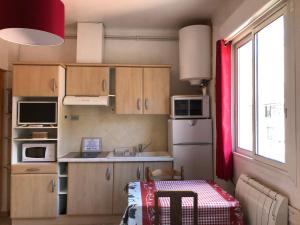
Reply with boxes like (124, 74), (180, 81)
(136, 152), (170, 157)
(111, 151), (137, 157)
(108, 151), (171, 158)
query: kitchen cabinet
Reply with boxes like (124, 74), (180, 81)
(66, 66), (109, 96)
(13, 65), (61, 97)
(115, 67), (143, 114)
(113, 162), (143, 214)
(11, 174), (58, 218)
(116, 67), (170, 115)
(143, 68), (170, 114)
(67, 163), (113, 215)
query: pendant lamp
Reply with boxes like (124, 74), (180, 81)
(0, 0), (65, 46)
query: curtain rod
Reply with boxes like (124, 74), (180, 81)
(65, 34), (178, 41)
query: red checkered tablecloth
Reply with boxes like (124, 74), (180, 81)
(122, 180), (244, 225)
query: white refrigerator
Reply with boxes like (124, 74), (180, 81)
(168, 119), (213, 180)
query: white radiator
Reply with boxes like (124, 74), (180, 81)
(235, 174), (288, 225)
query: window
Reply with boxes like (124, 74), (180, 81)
(256, 16), (285, 162)
(236, 39), (253, 151)
(234, 8), (292, 166)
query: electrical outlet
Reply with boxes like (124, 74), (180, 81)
(65, 115), (80, 120)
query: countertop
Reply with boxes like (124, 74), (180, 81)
(58, 151), (174, 162)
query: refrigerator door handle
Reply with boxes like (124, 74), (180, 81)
(188, 120), (197, 126)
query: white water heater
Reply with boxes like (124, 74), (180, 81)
(179, 25), (211, 85)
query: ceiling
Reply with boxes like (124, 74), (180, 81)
(62, 0), (222, 30)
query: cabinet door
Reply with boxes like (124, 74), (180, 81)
(143, 68), (170, 114)
(113, 163), (143, 214)
(13, 65), (59, 96)
(67, 163), (113, 215)
(116, 67), (143, 114)
(66, 66), (109, 96)
(11, 174), (57, 218)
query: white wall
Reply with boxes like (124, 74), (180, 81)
(212, 0), (300, 216)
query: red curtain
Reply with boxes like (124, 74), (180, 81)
(216, 40), (233, 181)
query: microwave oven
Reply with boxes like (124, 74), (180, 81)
(22, 143), (56, 162)
(171, 95), (210, 119)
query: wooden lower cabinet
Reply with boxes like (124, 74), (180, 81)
(11, 174), (58, 219)
(67, 163), (113, 215)
(113, 162), (144, 214)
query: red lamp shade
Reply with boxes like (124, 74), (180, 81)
(0, 0), (65, 46)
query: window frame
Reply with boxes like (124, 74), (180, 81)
(233, 4), (296, 175)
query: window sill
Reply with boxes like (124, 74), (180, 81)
(233, 151), (290, 178)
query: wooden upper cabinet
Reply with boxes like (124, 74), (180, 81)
(116, 67), (143, 114)
(66, 66), (109, 96)
(11, 174), (57, 219)
(13, 65), (60, 97)
(67, 163), (113, 215)
(143, 68), (170, 114)
(116, 66), (170, 115)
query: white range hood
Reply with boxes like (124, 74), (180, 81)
(63, 96), (109, 106)
(64, 22), (109, 106)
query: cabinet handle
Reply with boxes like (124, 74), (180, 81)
(51, 179), (56, 193)
(102, 80), (107, 92)
(52, 79), (57, 93)
(137, 167), (141, 180)
(145, 98), (149, 110)
(123, 183), (129, 194)
(26, 168), (40, 172)
(137, 98), (141, 111)
(105, 167), (111, 181)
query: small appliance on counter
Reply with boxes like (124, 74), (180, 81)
(22, 143), (56, 162)
(80, 137), (102, 158)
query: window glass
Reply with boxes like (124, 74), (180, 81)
(256, 16), (285, 162)
(190, 100), (202, 115)
(174, 100), (188, 116)
(237, 40), (253, 151)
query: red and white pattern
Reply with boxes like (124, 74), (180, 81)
(155, 180), (243, 225)
(122, 180), (244, 225)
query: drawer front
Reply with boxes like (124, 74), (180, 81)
(11, 163), (57, 174)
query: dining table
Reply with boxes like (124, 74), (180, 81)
(121, 180), (244, 225)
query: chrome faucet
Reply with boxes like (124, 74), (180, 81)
(137, 140), (152, 152)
